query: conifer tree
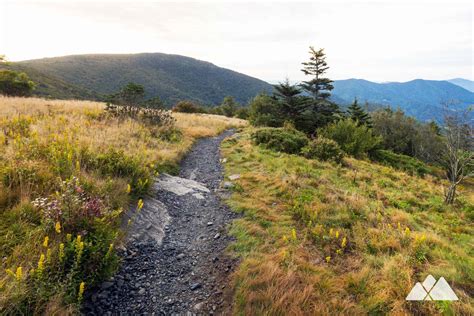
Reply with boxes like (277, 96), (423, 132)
(347, 98), (372, 127)
(300, 47), (334, 100)
(273, 79), (309, 120)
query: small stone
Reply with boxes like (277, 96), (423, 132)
(207, 222), (213, 226)
(190, 283), (202, 291)
(214, 233), (220, 239)
(228, 174), (240, 181)
(152, 296), (157, 303)
(194, 302), (204, 311)
(223, 181), (234, 189)
(138, 288), (146, 295)
(177, 253), (185, 260)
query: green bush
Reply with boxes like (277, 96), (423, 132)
(172, 100), (207, 113)
(301, 137), (344, 163)
(371, 149), (430, 177)
(248, 94), (285, 127)
(251, 127), (308, 154)
(318, 119), (381, 158)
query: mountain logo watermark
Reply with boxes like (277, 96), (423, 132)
(406, 275), (458, 301)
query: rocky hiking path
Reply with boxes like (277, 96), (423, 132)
(83, 130), (239, 315)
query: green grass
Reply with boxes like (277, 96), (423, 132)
(222, 128), (473, 315)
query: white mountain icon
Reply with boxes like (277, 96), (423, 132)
(406, 275), (459, 301)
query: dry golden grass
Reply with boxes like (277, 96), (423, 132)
(223, 129), (474, 315)
(0, 96), (246, 314)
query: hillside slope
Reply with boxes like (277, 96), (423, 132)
(0, 64), (99, 100)
(332, 79), (474, 121)
(16, 53), (273, 105)
(222, 129), (473, 315)
(448, 78), (474, 93)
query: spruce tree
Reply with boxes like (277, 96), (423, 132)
(273, 79), (309, 120)
(348, 98), (372, 127)
(300, 47), (334, 100)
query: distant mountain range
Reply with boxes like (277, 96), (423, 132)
(2, 53), (472, 122)
(331, 79), (474, 122)
(448, 78), (474, 92)
(2, 53), (272, 105)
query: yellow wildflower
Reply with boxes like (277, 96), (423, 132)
(59, 243), (65, 261)
(127, 219), (132, 226)
(66, 233), (72, 242)
(37, 254), (45, 275)
(341, 237), (347, 248)
(78, 282), (85, 302)
(329, 228), (333, 237)
(325, 256), (331, 263)
(137, 199), (144, 210)
(43, 236), (49, 248)
(55, 221), (61, 234)
(405, 227), (411, 236)
(335, 230), (340, 239)
(15, 267), (22, 281)
(126, 184), (131, 194)
(291, 228), (297, 241)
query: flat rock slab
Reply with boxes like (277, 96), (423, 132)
(154, 174), (210, 196)
(127, 198), (170, 245)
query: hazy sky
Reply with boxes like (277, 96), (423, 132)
(1, 0), (472, 82)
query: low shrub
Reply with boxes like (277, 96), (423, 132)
(301, 136), (344, 163)
(318, 119), (381, 158)
(172, 100), (207, 113)
(371, 149), (430, 176)
(251, 127), (308, 154)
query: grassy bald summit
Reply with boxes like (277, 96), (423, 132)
(15, 53), (273, 105)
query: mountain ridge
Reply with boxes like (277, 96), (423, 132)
(14, 53), (274, 105)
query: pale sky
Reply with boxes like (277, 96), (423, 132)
(0, 0), (472, 82)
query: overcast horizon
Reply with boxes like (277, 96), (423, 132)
(1, 0), (472, 83)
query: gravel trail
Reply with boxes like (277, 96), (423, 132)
(83, 130), (238, 315)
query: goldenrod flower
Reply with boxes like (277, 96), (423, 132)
(55, 222), (61, 234)
(335, 230), (340, 239)
(126, 184), (131, 194)
(78, 282), (85, 302)
(46, 248), (52, 263)
(282, 235), (288, 243)
(43, 236), (49, 248)
(341, 237), (347, 248)
(5, 269), (15, 278)
(291, 228), (297, 241)
(325, 256), (331, 263)
(37, 254), (45, 275)
(15, 267), (22, 281)
(329, 228), (333, 237)
(405, 227), (411, 236)
(137, 199), (144, 210)
(66, 233), (72, 242)
(59, 243), (65, 261)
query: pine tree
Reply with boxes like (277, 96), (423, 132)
(348, 98), (372, 127)
(273, 79), (309, 120)
(300, 47), (334, 100)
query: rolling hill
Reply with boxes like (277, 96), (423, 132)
(331, 79), (474, 122)
(13, 53), (273, 105)
(448, 78), (474, 92)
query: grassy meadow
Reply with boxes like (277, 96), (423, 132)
(222, 129), (473, 315)
(0, 96), (245, 314)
